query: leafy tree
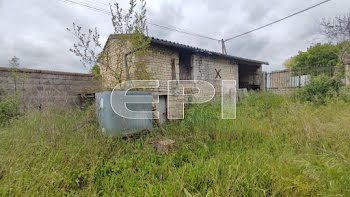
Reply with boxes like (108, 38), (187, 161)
(294, 43), (339, 69)
(285, 14), (350, 75)
(283, 56), (297, 69)
(284, 42), (349, 75)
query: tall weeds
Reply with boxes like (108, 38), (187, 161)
(0, 93), (349, 196)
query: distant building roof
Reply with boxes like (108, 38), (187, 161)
(105, 34), (269, 65)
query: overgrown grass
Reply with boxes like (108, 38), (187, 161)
(0, 93), (350, 196)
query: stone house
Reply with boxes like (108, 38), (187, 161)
(100, 34), (268, 122)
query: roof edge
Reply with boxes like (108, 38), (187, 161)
(104, 34), (269, 65)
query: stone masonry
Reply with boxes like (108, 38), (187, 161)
(101, 34), (265, 120)
(192, 54), (239, 95)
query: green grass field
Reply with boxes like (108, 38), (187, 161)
(0, 93), (349, 196)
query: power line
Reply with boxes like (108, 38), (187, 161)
(58, 0), (220, 41)
(85, 0), (109, 7)
(224, 0), (333, 42)
(147, 23), (219, 41)
(59, 0), (110, 14)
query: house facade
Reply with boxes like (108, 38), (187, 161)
(100, 34), (268, 122)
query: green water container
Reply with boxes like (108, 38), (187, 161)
(95, 91), (153, 136)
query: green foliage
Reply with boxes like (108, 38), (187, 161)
(283, 56), (297, 69)
(295, 75), (342, 104)
(9, 68), (28, 92)
(0, 96), (20, 126)
(285, 42), (349, 74)
(1, 95), (350, 196)
(90, 64), (100, 77)
(101, 31), (153, 89)
(339, 86), (350, 102)
(123, 30), (153, 81)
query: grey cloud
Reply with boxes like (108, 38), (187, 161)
(1, 0), (350, 73)
(147, 0), (185, 38)
(241, 0), (283, 24)
(227, 34), (269, 60)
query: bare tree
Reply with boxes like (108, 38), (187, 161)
(321, 14), (350, 66)
(67, 0), (151, 89)
(109, 0), (148, 34)
(9, 56), (20, 68)
(67, 0), (148, 73)
(321, 14), (350, 42)
(8, 56), (27, 93)
(67, 23), (101, 70)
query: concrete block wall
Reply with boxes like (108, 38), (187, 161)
(0, 67), (100, 109)
(100, 38), (180, 93)
(147, 45), (180, 93)
(192, 54), (239, 95)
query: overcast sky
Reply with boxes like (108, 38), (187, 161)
(0, 0), (349, 73)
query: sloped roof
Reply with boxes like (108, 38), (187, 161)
(105, 34), (269, 65)
(150, 37), (269, 65)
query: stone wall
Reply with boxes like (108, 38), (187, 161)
(100, 36), (131, 90)
(147, 45), (180, 93)
(0, 67), (100, 109)
(100, 37), (180, 93)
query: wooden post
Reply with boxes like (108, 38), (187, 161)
(346, 56), (350, 86)
(260, 71), (267, 91)
(221, 39), (227, 55)
(171, 59), (176, 80)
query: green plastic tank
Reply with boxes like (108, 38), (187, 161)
(95, 91), (153, 136)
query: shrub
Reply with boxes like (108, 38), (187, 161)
(0, 96), (20, 126)
(296, 74), (341, 105)
(339, 86), (350, 102)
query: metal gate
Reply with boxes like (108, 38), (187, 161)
(265, 66), (336, 90)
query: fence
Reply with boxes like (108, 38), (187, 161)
(265, 66), (339, 90)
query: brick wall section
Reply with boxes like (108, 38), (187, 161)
(0, 67), (100, 109)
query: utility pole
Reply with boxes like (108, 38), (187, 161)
(221, 39), (227, 55)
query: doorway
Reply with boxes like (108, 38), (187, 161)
(179, 51), (192, 80)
